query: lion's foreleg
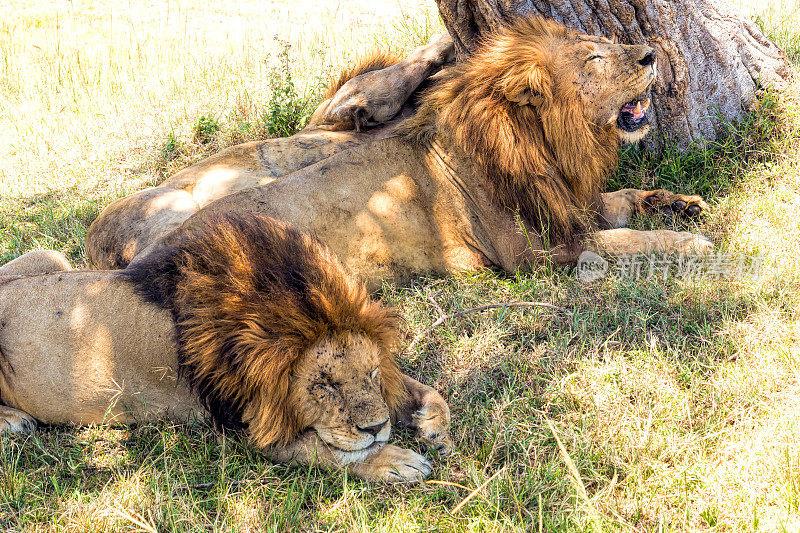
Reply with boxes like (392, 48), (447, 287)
(264, 431), (338, 466)
(394, 374), (453, 455)
(265, 430), (431, 482)
(600, 189), (708, 229)
(591, 228), (712, 255)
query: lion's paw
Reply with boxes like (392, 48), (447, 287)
(642, 190), (709, 218)
(412, 404), (453, 457)
(674, 232), (714, 254)
(668, 194), (708, 218)
(0, 406), (37, 434)
(351, 444), (432, 483)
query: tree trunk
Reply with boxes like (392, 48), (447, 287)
(435, 0), (791, 150)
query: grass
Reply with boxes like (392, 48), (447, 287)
(1, 0), (800, 531)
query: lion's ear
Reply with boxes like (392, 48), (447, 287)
(501, 64), (551, 107)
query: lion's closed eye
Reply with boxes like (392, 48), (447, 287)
(311, 380), (339, 399)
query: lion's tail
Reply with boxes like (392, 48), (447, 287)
(323, 51), (401, 100)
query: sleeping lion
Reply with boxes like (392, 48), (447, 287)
(87, 16), (711, 291)
(0, 214), (451, 482)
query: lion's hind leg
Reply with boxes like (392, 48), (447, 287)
(307, 32), (454, 131)
(600, 188), (709, 229)
(0, 405), (37, 434)
(0, 250), (72, 277)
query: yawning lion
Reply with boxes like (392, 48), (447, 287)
(87, 17), (710, 289)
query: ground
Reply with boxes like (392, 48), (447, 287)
(1, 0), (799, 531)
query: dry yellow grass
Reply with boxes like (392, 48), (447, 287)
(0, 0), (441, 197)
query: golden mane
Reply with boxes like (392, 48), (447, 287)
(404, 16), (620, 248)
(124, 214), (406, 447)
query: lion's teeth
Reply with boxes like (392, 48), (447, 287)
(642, 98), (650, 111)
(634, 102), (643, 114)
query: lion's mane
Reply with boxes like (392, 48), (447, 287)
(404, 16), (620, 248)
(124, 214), (406, 447)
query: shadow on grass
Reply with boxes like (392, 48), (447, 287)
(0, 420), (341, 531)
(381, 263), (786, 529)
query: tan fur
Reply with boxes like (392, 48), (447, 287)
(0, 271), (202, 426)
(93, 16), (712, 289)
(0, 216), (451, 482)
(323, 51), (401, 100)
(0, 250), (72, 276)
(86, 129), (397, 269)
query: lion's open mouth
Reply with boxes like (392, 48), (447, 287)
(617, 95), (650, 132)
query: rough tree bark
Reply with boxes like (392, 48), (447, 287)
(435, 0), (791, 150)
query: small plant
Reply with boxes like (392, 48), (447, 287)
(755, 14), (800, 64)
(160, 132), (180, 161)
(261, 40), (316, 137)
(700, 506), (720, 527)
(192, 115), (221, 144)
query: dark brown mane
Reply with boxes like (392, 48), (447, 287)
(124, 213), (404, 447)
(404, 16), (620, 248)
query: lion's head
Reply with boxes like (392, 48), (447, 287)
(405, 16), (656, 249)
(286, 332), (400, 456)
(124, 214), (407, 455)
(530, 25), (656, 144)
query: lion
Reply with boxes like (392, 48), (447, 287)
(0, 214), (452, 482)
(86, 35), (454, 270)
(87, 16), (710, 290)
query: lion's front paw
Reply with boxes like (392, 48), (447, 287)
(675, 232), (714, 253)
(412, 404), (453, 457)
(642, 190), (709, 218)
(0, 406), (37, 434)
(350, 444), (432, 483)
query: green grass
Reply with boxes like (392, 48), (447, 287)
(2, 1), (800, 531)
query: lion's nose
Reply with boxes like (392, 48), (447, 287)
(357, 419), (388, 437)
(639, 49), (656, 67)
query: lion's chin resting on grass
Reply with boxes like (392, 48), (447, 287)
(0, 214), (451, 483)
(87, 16), (711, 291)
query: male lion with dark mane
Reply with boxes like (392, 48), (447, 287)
(0, 214), (451, 482)
(87, 16), (710, 289)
